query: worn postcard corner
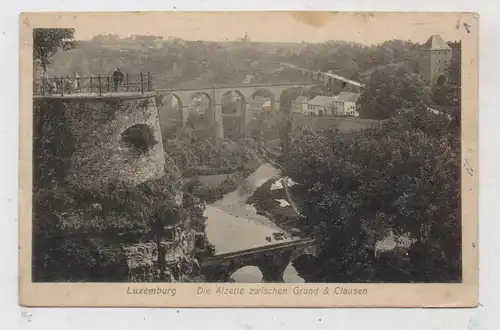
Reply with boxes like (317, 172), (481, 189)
(19, 11), (478, 308)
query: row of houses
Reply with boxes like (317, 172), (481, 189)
(291, 92), (361, 117)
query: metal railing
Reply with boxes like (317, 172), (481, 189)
(33, 72), (153, 96)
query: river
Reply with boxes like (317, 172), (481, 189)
(204, 163), (305, 283)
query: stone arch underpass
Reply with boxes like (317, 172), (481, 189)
(199, 238), (319, 283)
(155, 82), (319, 139)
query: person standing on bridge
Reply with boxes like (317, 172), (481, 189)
(73, 72), (81, 92)
(112, 68), (124, 92)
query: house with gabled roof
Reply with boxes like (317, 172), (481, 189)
(307, 95), (336, 116)
(291, 95), (309, 114)
(332, 92), (361, 117)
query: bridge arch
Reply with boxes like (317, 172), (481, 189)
(219, 89), (247, 140)
(221, 89), (246, 114)
(229, 265), (264, 283)
(156, 92), (184, 139)
(157, 92), (184, 109)
(187, 91), (214, 127)
(289, 244), (319, 261)
(189, 91), (213, 113)
(249, 88), (276, 112)
(278, 87), (309, 111)
(250, 88), (276, 101)
(283, 245), (320, 282)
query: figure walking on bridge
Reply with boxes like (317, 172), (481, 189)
(112, 68), (124, 92)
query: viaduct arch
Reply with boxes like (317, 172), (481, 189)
(155, 82), (319, 139)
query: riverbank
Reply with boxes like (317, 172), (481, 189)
(246, 176), (306, 235)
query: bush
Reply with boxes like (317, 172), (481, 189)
(33, 174), (186, 282)
(192, 174), (239, 203)
(164, 136), (261, 174)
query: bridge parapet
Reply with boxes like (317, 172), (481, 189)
(34, 72), (153, 97)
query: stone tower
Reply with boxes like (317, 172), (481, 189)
(418, 34), (453, 84)
(33, 94), (166, 190)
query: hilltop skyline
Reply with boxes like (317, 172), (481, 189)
(65, 12), (468, 45)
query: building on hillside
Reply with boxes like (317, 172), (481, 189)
(291, 96), (309, 114)
(241, 74), (255, 84)
(241, 32), (250, 43)
(307, 95), (336, 116)
(418, 34), (453, 85)
(332, 92), (361, 117)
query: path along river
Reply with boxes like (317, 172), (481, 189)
(203, 163), (305, 283)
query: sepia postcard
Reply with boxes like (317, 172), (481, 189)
(19, 11), (478, 307)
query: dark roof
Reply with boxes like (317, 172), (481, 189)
(421, 35), (452, 51)
(309, 95), (335, 107)
(334, 92), (360, 103)
(293, 96), (309, 103)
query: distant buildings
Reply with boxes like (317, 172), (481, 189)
(243, 32), (250, 43)
(293, 92), (361, 117)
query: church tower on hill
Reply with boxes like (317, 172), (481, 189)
(418, 34), (453, 85)
(242, 32), (250, 43)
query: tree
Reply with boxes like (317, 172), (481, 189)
(358, 64), (424, 119)
(284, 107), (461, 282)
(278, 88), (302, 158)
(306, 85), (332, 99)
(33, 28), (77, 75)
(446, 41), (461, 86)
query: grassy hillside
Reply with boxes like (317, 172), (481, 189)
(292, 114), (380, 133)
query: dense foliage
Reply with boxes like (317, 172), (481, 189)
(446, 41), (462, 86)
(33, 174), (185, 281)
(357, 64), (425, 119)
(46, 35), (424, 90)
(282, 39), (420, 81)
(284, 105), (461, 282)
(163, 111), (262, 175)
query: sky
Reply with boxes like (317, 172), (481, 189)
(31, 11), (473, 45)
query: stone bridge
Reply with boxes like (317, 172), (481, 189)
(199, 238), (319, 283)
(155, 81), (319, 138)
(34, 72), (361, 139)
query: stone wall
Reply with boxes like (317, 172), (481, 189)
(34, 95), (165, 190)
(123, 228), (198, 282)
(32, 94), (202, 282)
